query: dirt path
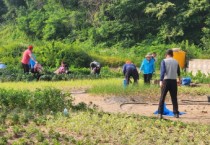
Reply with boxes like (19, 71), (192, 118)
(71, 91), (210, 124)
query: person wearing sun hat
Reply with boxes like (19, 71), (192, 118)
(122, 60), (139, 85)
(21, 45), (38, 73)
(139, 53), (155, 84)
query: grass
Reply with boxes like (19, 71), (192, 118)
(0, 79), (210, 144)
(0, 78), (210, 97)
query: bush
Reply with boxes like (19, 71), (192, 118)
(58, 48), (92, 68)
(0, 42), (26, 67)
(0, 88), (73, 114)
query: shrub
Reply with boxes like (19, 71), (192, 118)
(0, 88), (73, 114)
(58, 48), (92, 68)
(0, 42), (26, 67)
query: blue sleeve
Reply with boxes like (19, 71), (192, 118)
(160, 60), (166, 81)
(177, 65), (180, 77)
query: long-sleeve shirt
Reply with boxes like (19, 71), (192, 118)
(160, 57), (180, 81)
(122, 63), (136, 75)
(140, 58), (155, 74)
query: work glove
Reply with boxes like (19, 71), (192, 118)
(159, 81), (163, 88)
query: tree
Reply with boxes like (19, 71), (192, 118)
(0, 0), (7, 22)
(3, 0), (27, 19)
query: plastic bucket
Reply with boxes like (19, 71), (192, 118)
(182, 77), (191, 85)
(123, 79), (127, 88)
(173, 50), (186, 69)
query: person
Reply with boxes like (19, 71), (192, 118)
(29, 53), (37, 72)
(122, 60), (139, 85)
(29, 53), (43, 80)
(151, 52), (157, 62)
(54, 61), (69, 74)
(90, 61), (101, 75)
(158, 49), (181, 119)
(139, 54), (155, 84)
(21, 45), (37, 73)
(151, 52), (157, 78)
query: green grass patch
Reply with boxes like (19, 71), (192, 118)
(1, 78), (210, 97)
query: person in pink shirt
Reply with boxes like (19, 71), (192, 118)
(21, 45), (37, 73)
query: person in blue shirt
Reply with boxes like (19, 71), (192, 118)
(140, 54), (155, 84)
(29, 53), (36, 72)
(29, 53), (43, 80)
(123, 61), (139, 85)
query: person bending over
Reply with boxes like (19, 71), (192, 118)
(123, 61), (139, 85)
(90, 61), (101, 75)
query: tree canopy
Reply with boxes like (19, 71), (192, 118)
(0, 0), (209, 49)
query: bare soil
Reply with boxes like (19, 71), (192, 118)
(71, 91), (210, 124)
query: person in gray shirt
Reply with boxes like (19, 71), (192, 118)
(158, 49), (181, 119)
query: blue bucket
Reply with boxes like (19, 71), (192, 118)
(123, 79), (127, 88)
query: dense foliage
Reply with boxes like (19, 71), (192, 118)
(0, 0), (209, 47)
(0, 0), (209, 69)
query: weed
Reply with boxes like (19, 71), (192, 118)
(36, 132), (45, 142)
(12, 138), (28, 145)
(0, 137), (7, 145)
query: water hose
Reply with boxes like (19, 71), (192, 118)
(120, 102), (148, 108)
(120, 100), (210, 108)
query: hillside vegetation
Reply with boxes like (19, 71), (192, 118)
(0, 0), (209, 69)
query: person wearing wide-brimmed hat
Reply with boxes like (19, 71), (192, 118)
(139, 53), (155, 84)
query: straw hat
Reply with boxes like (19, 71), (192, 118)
(145, 53), (152, 58)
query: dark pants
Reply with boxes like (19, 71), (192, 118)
(158, 79), (179, 115)
(125, 68), (139, 84)
(143, 73), (152, 84)
(22, 63), (29, 73)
